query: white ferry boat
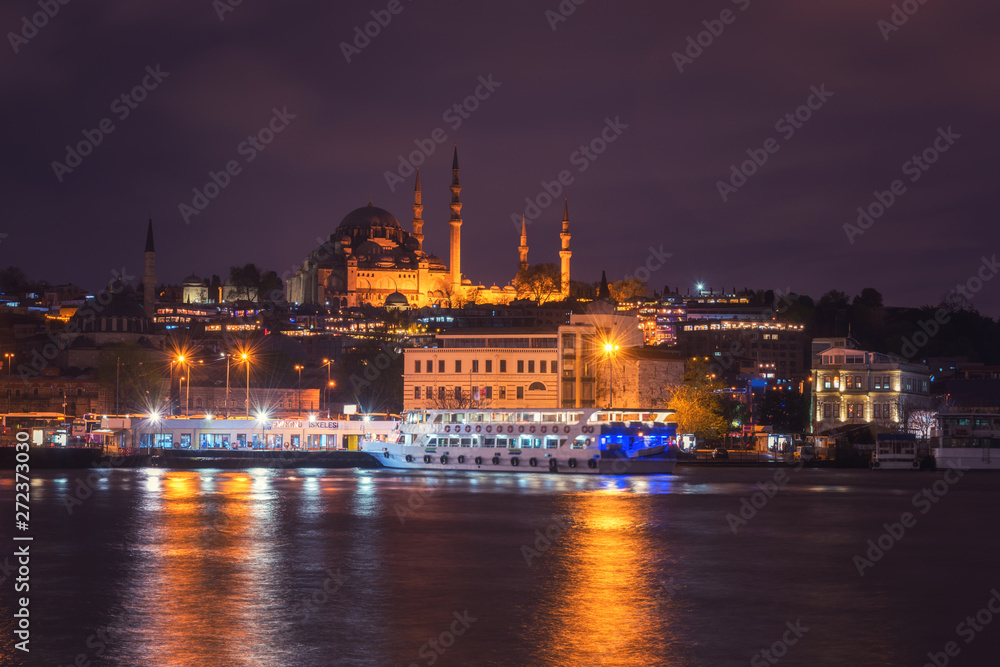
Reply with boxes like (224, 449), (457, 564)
(365, 408), (680, 474)
(872, 434), (919, 470)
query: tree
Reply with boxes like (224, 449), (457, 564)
(514, 263), (560, 304)
(665, 359), (727, 440)
(228, 263), (262, 302)
(853, 288), (883, 308)
(95, 344), (169, 414)
(757, 390), (810, 433)
(0, 267), (34, 293)
(568, 279), (595, 300)
(609, 277), (648, 302)
(336, 339), (404, 415)
(260, 270), (284, 303)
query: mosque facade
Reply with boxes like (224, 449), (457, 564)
(285, 148), (571, 309)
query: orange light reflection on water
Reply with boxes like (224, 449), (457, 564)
(540, 491), (676, 666)
(123, 472), (281, 666)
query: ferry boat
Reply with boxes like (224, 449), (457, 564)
(872, 433), (919, 470)
(366, 408), (679, 474)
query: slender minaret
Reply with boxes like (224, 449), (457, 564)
(412, 168), (424, 253)
(143, 216), (156, 317)
(559, 199), (572, 298)
(517, 215), (529, 272)
(449, 146), (462, 290)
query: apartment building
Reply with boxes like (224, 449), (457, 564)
(403, 328), (559, 409)
(811, 338), (931, 433)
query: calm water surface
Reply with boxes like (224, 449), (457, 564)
(1, 467), (998, 666)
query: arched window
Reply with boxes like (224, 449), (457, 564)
(528, 382), (546, 391)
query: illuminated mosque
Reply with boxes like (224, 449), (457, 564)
(284, 148), (572, 309)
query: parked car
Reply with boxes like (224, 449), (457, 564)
(713, 448), (729, 460)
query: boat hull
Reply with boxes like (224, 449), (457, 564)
(933, 448), (1000, 471)
(371, 446), (677, 475)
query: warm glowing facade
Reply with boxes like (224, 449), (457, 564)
(812, 342), (931, 433)
(285, 148), (571, 309)
(403, 329), (560, 410)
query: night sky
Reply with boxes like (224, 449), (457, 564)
(3, 1), (998, 314)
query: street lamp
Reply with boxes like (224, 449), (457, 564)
(240, 352), (251, 418)
(322, 358), (333, 416)
(4, 353), (12, 414)
(222, 352), (231, 418)
(326, 381), (335, 419)
(294, 364), (304, 418)
(604, 342), (619, 409)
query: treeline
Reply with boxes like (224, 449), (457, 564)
(772, 288), (1000, 364)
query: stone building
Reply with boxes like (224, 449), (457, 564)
(286, 148), (573, 309)
(811, 338), (931, 433)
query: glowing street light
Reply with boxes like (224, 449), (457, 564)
(604, 342), (620, 409)
(322, 358), (333, 416)
(294, 364), (304, 418)
(240, 352), (251, 418)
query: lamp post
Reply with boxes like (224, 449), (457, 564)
(179, 376), (186, 416)
(604, 343), (619, 409)
(223, 352), (231, 418)
(5, 352), (13, 413)
(241, 352), (250, 418)
(322, 359), (332, 416)
(326, 381), (335, 419)
(294, 364), (304, 418)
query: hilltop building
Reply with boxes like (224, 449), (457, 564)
(285, 148), (574, 309)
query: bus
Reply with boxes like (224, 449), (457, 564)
(2, 412), (69, 446)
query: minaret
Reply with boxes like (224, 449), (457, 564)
(412, 168), (424, 253)
(143, 216), (156, 317)
(449, 146), (462, 290)
(517, 215), (529, 272)
(559, 199), (572, 299)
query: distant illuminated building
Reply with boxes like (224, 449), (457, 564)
(811, 338), (931, 433)
(285, 148), (572, 309)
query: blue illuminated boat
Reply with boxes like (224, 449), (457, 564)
(366, 408), (679, 474)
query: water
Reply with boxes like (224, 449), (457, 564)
(1, 467), (998, 666)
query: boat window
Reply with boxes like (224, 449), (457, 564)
(542, 413), (560, 423)
(448, 437), (459, 446)
(461, 437), (472, 447)
(571, 436), (587, 450)
(433, 414), (443, 423)
(427, 437), (437, 445)
(496, 437), (507, 448)
(545, 437), (559, 449)
(484, 438), (495, 448)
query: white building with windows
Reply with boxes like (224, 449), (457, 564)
(402, 306), (682, 411)
(811, 339), (931, 433)
(403, 328), (560, 409)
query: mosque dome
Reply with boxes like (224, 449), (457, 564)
(336, 204), (401, 232)
(70, 282), (154, 335)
